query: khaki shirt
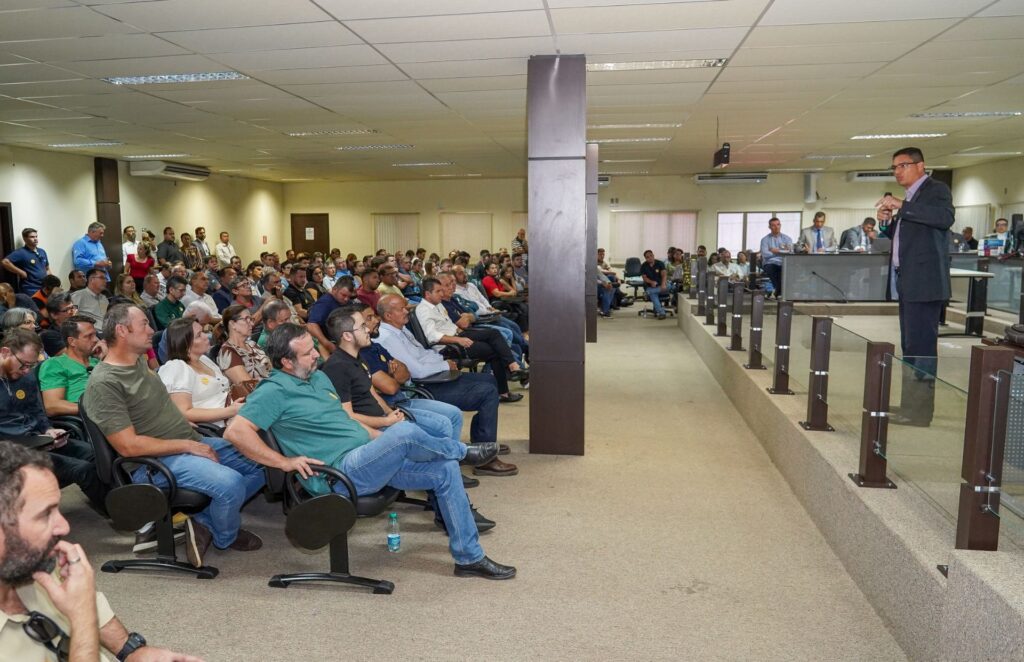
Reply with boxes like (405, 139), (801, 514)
(0, 581), (115, 661)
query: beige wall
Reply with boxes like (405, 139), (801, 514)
(0, 144), (284, 281)
(283, 178), (527, 258)
(951, 156), (1024, 225)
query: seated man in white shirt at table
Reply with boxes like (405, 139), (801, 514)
(711, 250), (744, 282)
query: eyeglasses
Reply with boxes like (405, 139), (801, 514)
(235, 316), (253, 324)
(889, 161), (921, 172)
(23, 611), (70, 662)
(12, 354), (39, 371)
(58, 305), (78, 313)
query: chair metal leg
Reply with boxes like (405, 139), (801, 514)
(396, 491), (431, 510)
(102, 557), (218, 579)
(268, 572), (394, 594)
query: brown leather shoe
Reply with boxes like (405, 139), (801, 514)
(473, 458), (519, 477)
(227, 529), (263, 551)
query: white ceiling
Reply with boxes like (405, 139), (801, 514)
(0, 0), (1022, 181)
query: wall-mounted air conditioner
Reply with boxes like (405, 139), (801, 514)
(846, 169), (931, 183)
(128, 160), (210, 182)
(693, 172), (768, 185)
(597, 175), (610, 187)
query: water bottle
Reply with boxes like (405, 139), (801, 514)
(386, 512), (400, 552)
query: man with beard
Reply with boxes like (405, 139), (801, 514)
(0, 442), (204, 660)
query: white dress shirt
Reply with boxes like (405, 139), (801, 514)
(415, 300), (458, 345)
(215, 242), (236, 268)
(376, 322), (449, 378)
(122, 240), (139, 264)
(454, 282), (496, 314)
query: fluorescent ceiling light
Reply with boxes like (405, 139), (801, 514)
(850, 133), (946, 140)
(393, 162), (453, 167)
(591, 137), (672, 144)
(587, 59), (727, 71)
(336, 144), (413, 151)
(429, 173), (482, 178)
(954, 151), (1023, 157)
(910, 111), (1021, 119)
(600, 159), (656, 163)
(48, 141), (122, 148)
(599, 171), (649, 175)
(280, 178), (312, 181)
(124, 153), (189, 159)
(804, 154), (872, 160)
(766, 168), (825, 172)
(587, 123), (682, 129)
(286, 129), (379, 136)
(104, 72), (248, 85)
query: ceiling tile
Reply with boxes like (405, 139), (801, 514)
(316, 0), (544, 20)
(344, 10), (551, 43)
(939, 16), (1024, 40)
(212, 45), (389, 72)
(972, 0), (1024, 16)
(91, 0), (334, 32)
(717, 62), (882, 82)
(3, 34), (188, 62)
(729, 43), (905, 67)
(745, 20), (954, 48)
(377, 36), (555, 62)
(56, 54), (230, 78)
(907, 38), (1024, 60)
(401, 58), (527, 79)
(760, 0), (991, 25)
(0, 7), (140, 41)
(0, 63), (80, 84)
(550, 0), (766, 33)
(254, 65), (408, 86)
(156, 22), (362, 53)
(557, 27), (747, 55)
(419, 75), (526, 93)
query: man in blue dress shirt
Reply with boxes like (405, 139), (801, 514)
(1, 228), (50, 295)
(759, 217), (794, 298)
(71, 222), (112, 281)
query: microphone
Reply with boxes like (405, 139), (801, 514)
(811, 270), (848, 304)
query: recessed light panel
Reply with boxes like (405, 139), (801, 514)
(587, 59), (727, 71)
(104, 72), (248, 85)
(48, 141), (123, 148)
(336, 144), (413, 151)
(911, 112), (1021, 119)
(850, 133), (946, 140)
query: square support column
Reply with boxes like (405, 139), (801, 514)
(585, 142), (599, 343)
(527, 54), (587, 456)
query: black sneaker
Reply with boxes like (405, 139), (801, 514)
(185, 519), (213, 569)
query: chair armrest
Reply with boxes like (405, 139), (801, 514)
(194, 423), (223, 438)
(304, 463), (358, 509)
(50, 416), (85, 440)
(113, 455), (178, 501)
(394, 405), (416, 423)
(401, 384), (435, 400)
(410, 369), (460, 384)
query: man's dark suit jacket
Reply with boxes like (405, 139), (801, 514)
(881, 176), (955, 303)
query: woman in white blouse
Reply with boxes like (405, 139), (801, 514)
(158, 317), (242, 429)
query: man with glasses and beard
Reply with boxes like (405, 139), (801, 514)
(0, 441), (203, 660)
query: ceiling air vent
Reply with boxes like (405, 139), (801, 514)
(693, 172), (768, 185)
(128, 160), (210, 182)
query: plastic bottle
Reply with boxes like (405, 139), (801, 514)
(386, 512), (400, 552)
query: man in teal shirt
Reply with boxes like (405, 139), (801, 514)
(153, 276), (186, 330)
(38, 315), (100, 417)
(224, 323), (516, 580)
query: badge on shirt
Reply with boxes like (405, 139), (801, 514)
(200, 377), (210, 385)
(15, 390), (25, 400)
(30, 259), (36, 265)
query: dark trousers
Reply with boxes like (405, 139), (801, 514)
(897, 298), (942, 421)
(764, 263), (782, 296)
(424, 373), (500, 443)
(51, 438), (109, 514)
(451, 327), (516, 393)
(492, 300), (529, 333)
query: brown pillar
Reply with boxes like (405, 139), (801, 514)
(527, 54), (586, 456)
(94, 157), (123, 280)
(585, 142), (598, 343)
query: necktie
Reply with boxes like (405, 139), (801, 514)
(815, 229), (823, 251)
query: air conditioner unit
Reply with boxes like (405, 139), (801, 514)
(847, 169), (932, 183)
(693, 172), (768, 185)
(597, 175), (611, 187)
(128, 160), (210, 182)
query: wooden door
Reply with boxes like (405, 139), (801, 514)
(290, 213), (330, 256)
(0, 203), (16, 288)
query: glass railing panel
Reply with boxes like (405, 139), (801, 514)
(986, 258), (1022, 316)
(759, 305), (777, 371)
(884, 354), (969, 524)
(998, 370), (1024, 552)
(825, 321), (871, 439)
(787, 309), (814, 394)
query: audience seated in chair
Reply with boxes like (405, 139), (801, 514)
(82, 303), (265, 569)
(217, 304), (272, 389)
(69, 268), (108, 324)
(640, 250), (670, 320)
(0, 442), (205, 662)
(0, 328), (107, 512)
(38, 316), (101, 420)
(375, 295), (519, 477)
(159, 318), (241, 432)
(305, 276), (355, 356)
(40, 293), (79, 357)
(223, 323), (515, 580)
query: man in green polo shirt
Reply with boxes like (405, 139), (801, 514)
(39, 315), (100, 417)
(153, 275), (187, 330)
(224, 323), (516, 580)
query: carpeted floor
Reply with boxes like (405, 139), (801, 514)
(63, 314), (907, 661)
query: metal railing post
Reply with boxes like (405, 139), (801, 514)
(745, 290), (767, 369)
(704, 271), (716, 326)
(696, 259), (707, 315)
(729, 283), (744, 350)
(716, 277), (729, 336)
(688, 256), (698, 299)
(800, 316), (834, 431)
(956, 346), (1015, 550)
(768, 301), (794, 395)
(849, 342), (897, 488)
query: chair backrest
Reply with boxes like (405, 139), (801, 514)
(256, 428), (287, 502)
(404, 308), (431, 349)
(77, 399), (120, 487)
(624, 257), (642, 277)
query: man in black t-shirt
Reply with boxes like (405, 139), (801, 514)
(283, 268), (315, 321)
(639, 249), (668, 319)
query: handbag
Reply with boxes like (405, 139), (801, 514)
(228, 379), (258, 403)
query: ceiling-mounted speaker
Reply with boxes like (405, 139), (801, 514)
(803, 172), (818, 204)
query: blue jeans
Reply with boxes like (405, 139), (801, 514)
(597, 285), (614, 314)
(488, 316), (527, 360)
(400, 397), (465, 442)
(132, 437), (265, 549)
(645, 286), (666, 315)
(336, 422), (482, 565)
(423, 372), (499, 443)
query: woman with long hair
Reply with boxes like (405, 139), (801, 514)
(305, 265), (326, 301)
(217, 304), (272, 388)
(159, 318), (241, 429)
(126, 242), (154, 291)
(114, 273), (145, 306)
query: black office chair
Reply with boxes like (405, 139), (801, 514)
(405, 312), (478, 372)
(79, 400), (218, 579)
(624, 257), (675, 318)
(257, 429), (395, 593)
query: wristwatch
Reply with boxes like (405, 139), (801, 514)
(116, 632), (147, 661)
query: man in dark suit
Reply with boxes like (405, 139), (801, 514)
(877, 147), (954, 426)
